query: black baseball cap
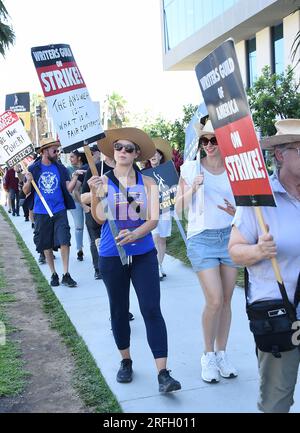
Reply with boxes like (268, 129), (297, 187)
(90, 144), (100, 153)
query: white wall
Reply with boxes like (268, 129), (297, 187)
(283, 10), (300, 81)
(236, 40), (247, 88)
(256, 27), (272, 75)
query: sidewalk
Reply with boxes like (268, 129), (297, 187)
(1, 199), (299, 412)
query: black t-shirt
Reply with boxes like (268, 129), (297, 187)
(81, 162), (113, 194)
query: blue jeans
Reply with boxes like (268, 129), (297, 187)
(69, 202), (84, 250)
(9, 188), (19, 216)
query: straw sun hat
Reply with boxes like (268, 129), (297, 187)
(98, 127), (156, 161)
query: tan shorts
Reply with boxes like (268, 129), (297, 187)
(257, 347), (300, 413)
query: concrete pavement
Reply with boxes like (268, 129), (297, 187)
(1, 197), (299, 413)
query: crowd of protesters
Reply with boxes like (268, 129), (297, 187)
(1, 116), (299, 409)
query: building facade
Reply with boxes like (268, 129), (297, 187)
(161, 0), (300, 86)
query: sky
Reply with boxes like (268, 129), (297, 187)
(0, 0), (201, 122)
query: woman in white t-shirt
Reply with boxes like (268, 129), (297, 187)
(175, 120), (238, 384)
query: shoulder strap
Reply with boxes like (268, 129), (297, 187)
(294, 272), (300, 308)
(105, 169), (141, 215)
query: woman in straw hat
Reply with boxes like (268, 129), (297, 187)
(147, 137), (173, 280)
(175, 119), (238, 384)
(88, 127), (181, 393)
(229, 119), (300, 413)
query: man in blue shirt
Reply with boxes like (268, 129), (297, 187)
(23, 138), (84, 287)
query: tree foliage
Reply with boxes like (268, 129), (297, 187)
(143, 103), (198, 154)
(0, 1), (15, 57)
(105, 92), (128, 129)
(247, 66), (300, 137)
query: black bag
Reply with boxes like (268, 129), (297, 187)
(246, 299), (296, 357)
(245, 269), (299, 358)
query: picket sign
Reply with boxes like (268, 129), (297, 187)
(195, 39), (284, 289)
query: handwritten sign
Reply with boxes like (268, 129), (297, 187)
(31, 43), (104, 152)
(0, 111), (34, 168)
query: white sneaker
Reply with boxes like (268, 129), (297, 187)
(216, 351), (238, 378)
(201, 352), (220, 383)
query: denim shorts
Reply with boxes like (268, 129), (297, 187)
(187, 226), (237, 272)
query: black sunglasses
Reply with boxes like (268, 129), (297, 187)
(200, 137), (218, 146)
(47, 148), (59, 154)
(114, 142), (136, 153)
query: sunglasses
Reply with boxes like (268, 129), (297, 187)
(114, 142), (136, 153)
(285, 147), (300, 157)
(200, 137), (218, 146)
(47, 148), (59, 154)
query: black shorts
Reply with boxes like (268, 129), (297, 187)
(33, 210), (71, 252)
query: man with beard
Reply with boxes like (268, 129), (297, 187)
(23, 138), (84, 287)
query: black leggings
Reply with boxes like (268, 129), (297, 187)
(99, 249), (168, 359)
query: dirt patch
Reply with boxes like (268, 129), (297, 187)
(0, 213), (89, 413)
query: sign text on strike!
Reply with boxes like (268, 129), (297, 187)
(225, 148), (266, 182)
(41, 66), (84, 93)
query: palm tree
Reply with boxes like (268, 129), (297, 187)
(105, 92), (128, 129)
(0, 1), (15, 57)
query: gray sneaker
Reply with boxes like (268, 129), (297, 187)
(116, 359), (133, 383)
(50, 272), (59, 287)
(61, 272), (77, 287)
(158, 369), (181, 392)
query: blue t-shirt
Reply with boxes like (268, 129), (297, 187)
(33, 163), (66, 214)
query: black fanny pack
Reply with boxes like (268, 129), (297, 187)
(246, 299), (296, 357)
(245, 269), (300, 358)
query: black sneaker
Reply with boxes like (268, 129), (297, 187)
(94, 269), (102, 280)
(50, 272), (59, 287)
(38, 252), (46, 264)
(116, 359), (133, 383)
(61, 272), (77, 287)
(158, 369), (181, 393)
(77, 250), (84, 261)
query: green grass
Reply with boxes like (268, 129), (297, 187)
(0, 268), (29, 396)
(166, 219), (244, 287)
(0, 206), (121, 413)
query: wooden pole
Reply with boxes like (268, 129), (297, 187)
(254, 206), (283, 284)
(21, 161), (53, 218)
(83, 145), (98, 177)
